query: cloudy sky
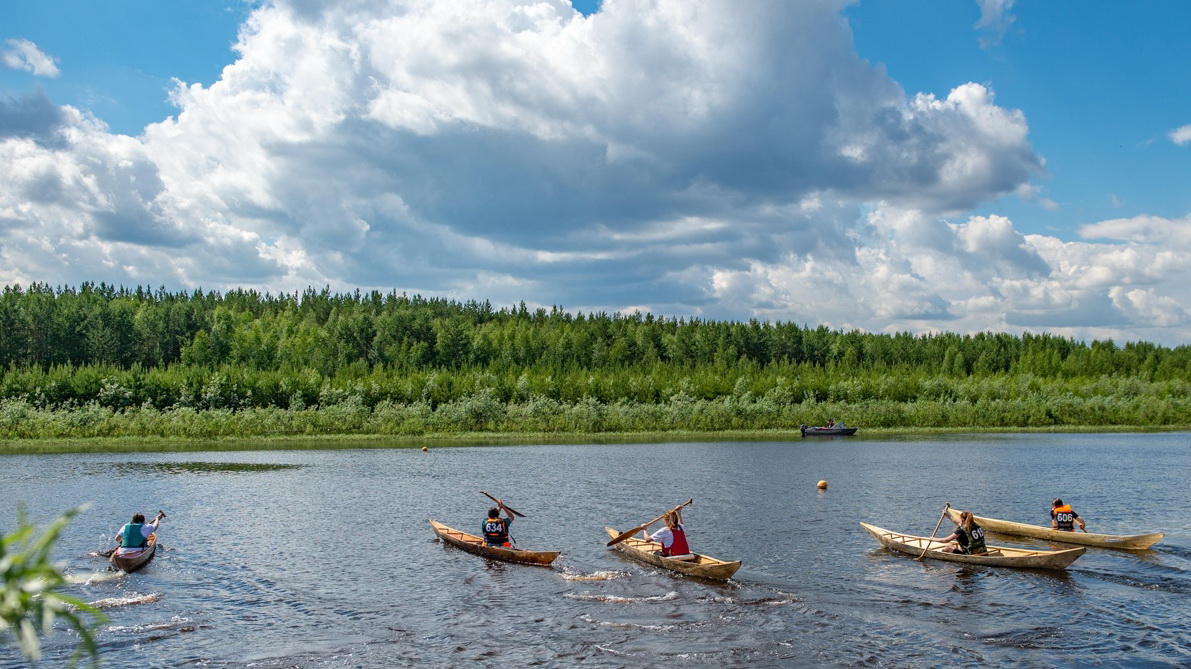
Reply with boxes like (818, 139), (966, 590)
(2, 0), (1190, 346)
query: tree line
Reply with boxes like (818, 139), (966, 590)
(1, 282), (1189, 436)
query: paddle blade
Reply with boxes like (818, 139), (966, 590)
(606, 526), (644, 546)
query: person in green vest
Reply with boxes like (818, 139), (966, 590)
(115, 511), (164, 552)
(937, 510), (988, 555)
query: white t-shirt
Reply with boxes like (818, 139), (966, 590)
(648, 524), (682, 549)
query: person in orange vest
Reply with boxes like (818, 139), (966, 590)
(1051, 498), (1087, 532)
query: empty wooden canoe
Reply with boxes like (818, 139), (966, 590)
(946, 508), (1164, 550)
(429, 520), (559, 566)
(604, 527), (741, 581)
(859, 522), (1085, 570)
(109, 534), (157, 573)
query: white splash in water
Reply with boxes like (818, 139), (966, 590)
(564, 591), (679, 604)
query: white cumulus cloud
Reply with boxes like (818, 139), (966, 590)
(973, 0), (1017, 47)
(1169, 124), (1191, 146)
(1, 0), (1190, 345)
(1, 39), (60, 77)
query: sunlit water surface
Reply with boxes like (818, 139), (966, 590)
(3, 433), (1190, 667)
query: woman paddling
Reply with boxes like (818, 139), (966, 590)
(643, 508), (695, 560)
(937, 510), (988, 555)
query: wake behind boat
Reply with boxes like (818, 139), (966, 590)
(860, 522), (1085, 570)
(604, 527), (741, 581)
(946, 508), (1164, 550)
(430, 520), (560, 566)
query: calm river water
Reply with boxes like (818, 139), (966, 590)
(2, 433), (1190, 668)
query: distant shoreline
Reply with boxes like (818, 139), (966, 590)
(3, 424), (1186, 455)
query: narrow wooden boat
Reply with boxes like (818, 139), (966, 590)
(946, 508), (1164, 550)
(800, 424), (858, 436)
(859, 522), (1085, 570)
(429, 520), (559, 566)
(109, 534), (157, 573)
(604, 527), (741, 581)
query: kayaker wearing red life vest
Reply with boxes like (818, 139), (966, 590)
(482, 506), (513, 547)
(643, 509), (694, 560)
(1051, 499), (1087, 532)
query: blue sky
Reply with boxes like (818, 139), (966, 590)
(0, 1), (251, 132)
(3, 0), (1190, 345)
(846, 1), (1191, 234)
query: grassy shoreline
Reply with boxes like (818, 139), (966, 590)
(2, 424), (1187, 455)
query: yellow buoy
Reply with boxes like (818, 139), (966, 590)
(421, 446), (428, 452)
(816, 480), (828, 490)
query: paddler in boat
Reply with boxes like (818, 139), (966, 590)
(1050, 498), (1087, 532)
(482, 503), (514, 547)
(114, 511), (164, 555)
(643, 508), (696, 561)
(937, 510), (988, 555)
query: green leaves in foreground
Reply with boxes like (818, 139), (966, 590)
(1, 505), (105, 667)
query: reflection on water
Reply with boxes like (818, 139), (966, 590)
(1, 433), (1189, 668)
(92, 461), (305, 475)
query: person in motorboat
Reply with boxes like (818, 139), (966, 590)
(115, 511), (164, 555)
(1051, 498), (1087, 532)
(643, 508), (696, 561)
(937, 510), (988, 555)
(482, 504), (514, 547)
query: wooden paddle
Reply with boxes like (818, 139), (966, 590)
(606, 499), (693, 546)
(481, 491), (525, 518)
(916, 503), (950, 561)
(101, 510), (166, 557)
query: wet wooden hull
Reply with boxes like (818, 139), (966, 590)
(946, 508), (1164, 550)
(109, 535), (157, 573)
(604, 527), (741, 581)
(860, 522), (1085, 570)
(430, 520), (559, 566)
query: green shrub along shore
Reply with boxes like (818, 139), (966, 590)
(1, 283), (1190, 450)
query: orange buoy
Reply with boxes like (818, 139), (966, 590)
(421, 446), (428, 452)
(816, 480), (828, 490)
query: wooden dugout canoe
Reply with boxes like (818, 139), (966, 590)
(429, 520), (560, 566)
(109, 534), (157, 573)
(859, 522), (1085, 570)
(604, 527), (741, 581)
(946, 508), (1164, 550)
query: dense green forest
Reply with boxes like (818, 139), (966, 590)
(1, 282), (1189, 440)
